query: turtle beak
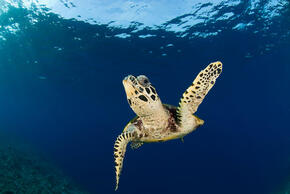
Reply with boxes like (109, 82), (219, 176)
(123, 75), (134, 84)
(123, 75), (131, 82)
(123, 75), (136, 98)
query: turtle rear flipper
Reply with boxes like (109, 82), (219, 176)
(177, 61), (222, 127)
(114, 131), (136, 190)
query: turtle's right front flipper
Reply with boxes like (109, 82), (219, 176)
(114, 131), (136, 191)
(177, 61), (222, 127)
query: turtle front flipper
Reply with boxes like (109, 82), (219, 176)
(114, 131), (136, 190)
(177, 61), (222, 128)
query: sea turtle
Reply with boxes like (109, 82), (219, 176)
(113, 61), (223, 190)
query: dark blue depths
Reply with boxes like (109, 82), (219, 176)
(0, 2), (290, 194)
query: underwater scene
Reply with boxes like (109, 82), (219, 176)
(0, 0), (290, 193)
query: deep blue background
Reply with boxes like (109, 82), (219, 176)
(0, 2), (290, 194)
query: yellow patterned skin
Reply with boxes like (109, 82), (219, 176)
(177, 61), (223, 131)
(113, 61), (222, 190)
(113, 132), (135, 191)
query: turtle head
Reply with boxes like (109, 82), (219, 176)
(123, 75), (161, 117)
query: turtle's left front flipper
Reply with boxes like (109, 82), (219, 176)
(114, 132), (135, 191)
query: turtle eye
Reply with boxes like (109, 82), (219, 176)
(137, 75), (150, 86)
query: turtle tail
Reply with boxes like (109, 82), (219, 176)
(114, 132), (134, 191)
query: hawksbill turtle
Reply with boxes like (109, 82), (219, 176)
(113, 61), (223, 190)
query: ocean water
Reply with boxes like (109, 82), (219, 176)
(0, 0), (290, 193)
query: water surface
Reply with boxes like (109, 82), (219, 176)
(0, 1), (290, 193)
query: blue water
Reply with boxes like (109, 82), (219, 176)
(0, 1), (290, 193)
